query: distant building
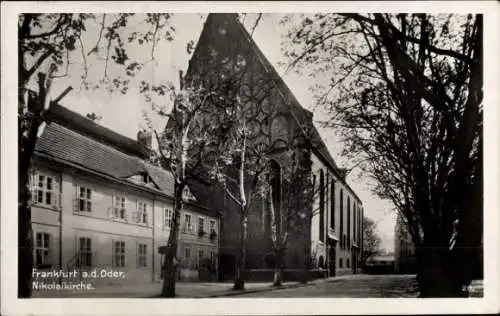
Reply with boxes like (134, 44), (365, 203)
(364, 255), (395, 274)
(183, 13), (364, 280)
(31, 102), (220, 287)
(394, 213), (417, 274)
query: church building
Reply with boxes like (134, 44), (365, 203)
(184, 13), (364, 280)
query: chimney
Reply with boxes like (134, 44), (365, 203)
(137, 130), (153, 149)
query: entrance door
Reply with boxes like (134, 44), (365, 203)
(329, 245), (336, 277)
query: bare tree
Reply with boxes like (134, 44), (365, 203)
(143, 75), (216, 297)
(281, 13), (482, 297)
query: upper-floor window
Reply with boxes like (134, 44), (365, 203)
(209, 220), (216, 234)
(135, 201), (148, 225)
(164, 208), (173, 229)
(76, 186), (92, 212)
(112, 196), (127, 220)
(319, 170), (325, 242)
(340, 188), (344, 248)
(33, 172), (59, 208)
(34, 232), (51, 268)
(184, 214), (193, 233)
(113, 241), (126, 268)
(198, 217), (205, 235)
(330, 181), (335, 230)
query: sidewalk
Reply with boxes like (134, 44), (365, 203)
(32, 275), (357, 298)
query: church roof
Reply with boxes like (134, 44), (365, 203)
(187, 13), (361, 203)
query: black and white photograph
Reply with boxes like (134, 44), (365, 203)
(1, 1), (499, 315)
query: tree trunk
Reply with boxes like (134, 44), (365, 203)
(18, 157), (33, 298)
(273, 248), (284, 287)
(161, 181), (184, 297)
(233, 208), (247, 290)
(416, 243), (468, 297)
(18, 87), (43, 298)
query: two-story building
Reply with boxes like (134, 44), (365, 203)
(31, 102), (220, 288)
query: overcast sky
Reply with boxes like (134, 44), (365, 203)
(50, 13), (396, 252)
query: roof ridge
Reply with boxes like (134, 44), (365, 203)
(47, 103), (150, 158)
(48, 122), (146, 169)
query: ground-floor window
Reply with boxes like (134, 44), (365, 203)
(78, 237), (92, 267)
(197, 249), (204, 268)
(113, 241), (126, 268)
(347, 258), (350, 268)
(137, 243), (147, 267)
(184, 246), (191, 268)
(339, 258), (343, 268)
(34, 232), (51, 268)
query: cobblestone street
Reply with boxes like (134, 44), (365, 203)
(241, 274), (419, 298)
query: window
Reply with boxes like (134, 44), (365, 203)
(76, 186), (92, 212)
(78, 237), (92, 267)
(330, 181), (335, 230)
(210, 251), (216, 265)
(142, 173), (151, 185)
(184, 214), (192, 233)
(339, 258), (343, 269)
(198, 217), (205, 235)
(347, 259), (350, 268)
(138, 244), (147, 267)
(34, 232), (51, 268)
(184, 246), (191, 268)
(135, 201), (148, 225)
(319, 170), (325, 242)
(113, 241), (126, 268)
(198, 249), (204, 267)
(33, 173), (58, 207)
(347, 196), (351, 250)
(209, 220), (216, 234)
(164, 208), (173, 229)
(113, 196), (127, 220)
(340, 189), (344, 248)
(353, 202), (356, 243)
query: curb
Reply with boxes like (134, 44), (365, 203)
(199, 277), (344, 298)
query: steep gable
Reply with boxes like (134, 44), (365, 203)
(186, 14), (342, 177)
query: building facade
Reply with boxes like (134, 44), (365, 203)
(31, 104), (220, 286)
(184, 13), (364, 280)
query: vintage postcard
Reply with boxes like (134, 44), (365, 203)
(1, 1), (499, 315)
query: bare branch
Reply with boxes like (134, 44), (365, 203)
(87, 14), (106, 56)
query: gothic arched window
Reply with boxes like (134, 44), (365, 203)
(319, 170), (325, 242)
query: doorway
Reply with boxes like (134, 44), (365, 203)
(328, 241), (336, 277)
